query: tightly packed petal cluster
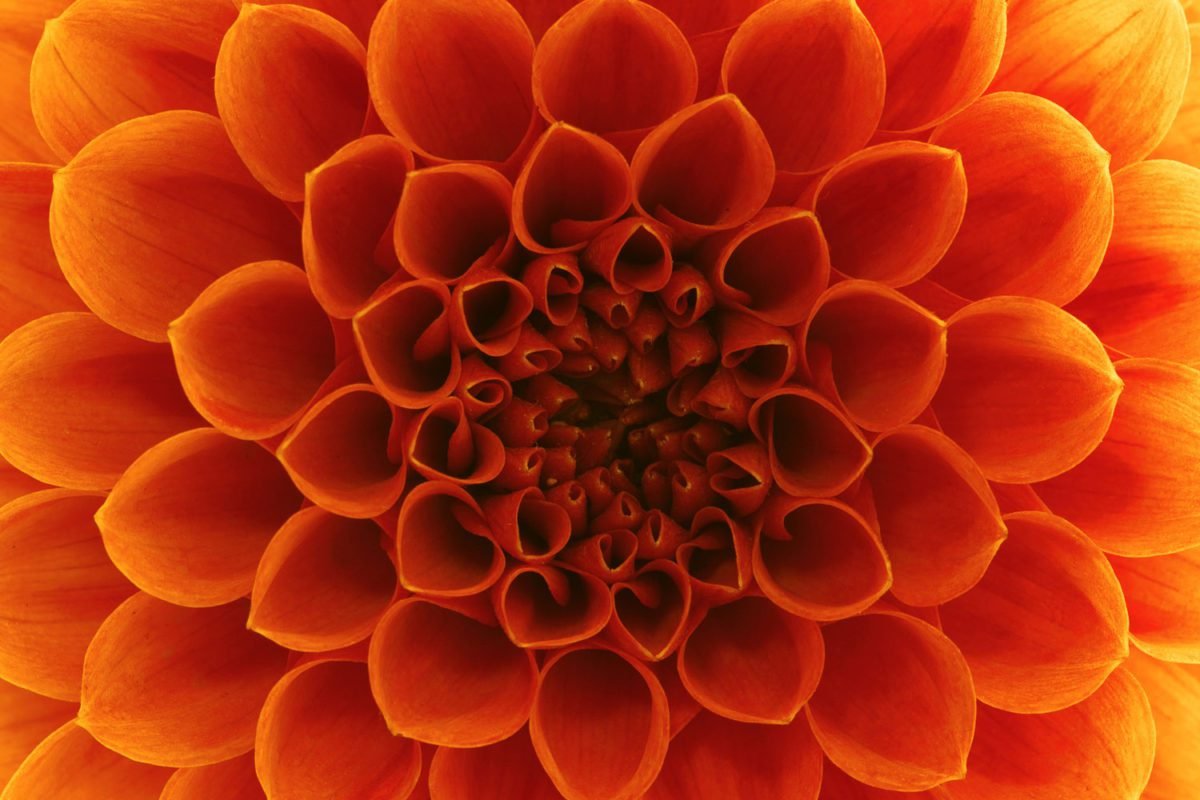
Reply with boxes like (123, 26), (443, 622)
(1, 0), (1200, 797)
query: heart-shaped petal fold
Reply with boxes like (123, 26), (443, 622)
(482, 487), (574, 564)
(450, 268), (534, 358)
(583, 217), (674, 294)
(396, 480), (505, 596)
(1110, 546), (1200, 662)
(403, 397), (506, 485)
(494, 564), (614, 647)
(429, 728), (560, 800)
(160, 753), (263, 800)
(715, 311), (797, 398)
(608, 559), (691, 661)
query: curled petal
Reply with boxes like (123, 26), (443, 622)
(562, 528), (639, 583)
(658, 264), (714, 328)
(608, 559), (691, 661)
(396, 481), (504, 596)
(0, 313), (199, 490)
(50, 111), (300, 341)
(98, 428), (302, 607)
(705, 443), (770, 518)
(494, 564), (614, 647)
(940, 511), (1128, 712)
(79, 594), (289, 766)
(430, 728), (560, 800)
(160, 754), (263, 800)
(368, 0), (535, 162)
(450, 268), (534, 357)
(404, 397), (505, 485)
(720, 0), (884, 173)
(1111, 547), (1200, 662)
(523, 255), (584, 325)
(482, 487), (573, 564)
(0, 680), (75, 789)
(1125, 649), (1200, 799)
(931, 297), (1122, 483)
(583, 217), (674, 294)
(456, 355), (513, 421)
(368, 598), (538, 747)
(716, 311), (797, 398)
(256, 660), (420, 800)
(807, 613), (975, 792)
(530, 647), (669, 800)
(927, 92), (1113, 305)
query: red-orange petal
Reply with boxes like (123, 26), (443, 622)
(0, 680), (76, 789)
(481, 487), (573, 565)
(608, 559), (691, 661)
(582, 216), (674, 295)
(160, 754), (264, 800)
(395, 481), (505, 596)
(404, 396), (506, 485)
(494, 564), (614, 648)
(430, 728), (560, 800)
(79, 594), (289, 767)
(450, 268), (534, 358)
(1110, 546), (1200, 662)
(931, 297), (1122, 483)
(1125, 649), (1200, 799)
(807, 613), (975, 792)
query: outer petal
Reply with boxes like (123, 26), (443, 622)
(160, 754), (264, 800)
(1110, 546), (1200, 662)
(1151, 24), (1200, 166)
(609, 560), (691, 661)
(0, 1), (72, 162)
(1126, 648), (1200, 799)
(237, 0), (385, 42)
(0, 456), (47, 506)
(0, 681), (75, 787)
(818, 760), (941, 800)
(429, 728), (560, 800)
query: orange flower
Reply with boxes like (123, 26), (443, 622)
(0, 0), (1198, 798)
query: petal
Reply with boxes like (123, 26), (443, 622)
(530, 647), (669, 800)
(678, 595), (824, 724)
(403, 397), (506, 485)
(582, 217), (674, 294)
(1035, 358), (1200, 555)
(946, 667), (1154, 800)
(367, 0), (535, 163)
(481, 487), (574, 564)
(0, 680), (75, 788)
(368, 598), (538, 747)
(675, 506), (753, 602)
(931, 296), (1123, 483)
(522, 254), (584, 325)
(256, 660), (421, 800)
(812, 142), (966, 288)
(991, 0), (1191, 168)
(940, 511), (1129, 712)
(643, 0), (765, 37)
(1125, 649), (1200, 799)
(705, 442), (771, 517)
(97, 428), (303, 608)
(160, 754), (264, 800)
(927, 92), (1113, 305)
(0, 1), (70, 162)
(807, 613), (975, 792)
(866, 426), (1007, 607)
(0, 455), (48, 507)
(494, 564), (614, 648)
(215, 4), (367, 201)
(608, 559), (692, 661)
(818, 760), (941, 800)
(1110, 546), (1200, 662)
(79, 594), (289, 767)
(450, 268), (534, 358)
(237, 0), (385, 42)
(720, 0), (885, 173)
(0, 490), (134, 700)
(1151, 24), (1200, 166)
(395, 481), (505, 597)
(49, 111), (301, 341)
(430, 728), (560, 800)
(0, 312), (200, 490)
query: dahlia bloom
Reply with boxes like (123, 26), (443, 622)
(0, 0), (1199, 797)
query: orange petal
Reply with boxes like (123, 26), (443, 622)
(608, 559), (691, 661)
(404, 397), (506, 485)
(931, 296), (1122, 483)
(369, 598), (537, 747)
(582, 216), (674, 294)
(430, 728), (560, 799)
(0, 680), (76, 789)
(0, 455), (49, 507)
(494, 564), (614, 648)
(807, 613), (974, 792)
(1151, 24), (1200, 166)
(631, 95), (774, 242)
(235, 0), (385, 42)
(714, 311), (797, 399)
(79, 594), (289, 766)
(813, 142), (966, 287)
(169, 261), (336, 439)
(160, 754), (264, 800)
(0, 312), (200, 490)
(0, 1), (71, 162)
(0, 721), (171, 800)
(1035, 358), (1200, 555)
(481, 487), (574, 564)
(705, 442), (771, 517)
(1109, 546), (1200, 662)
(866, 426), (1006, 607)
(450, 268), (535, 357)
(50, 111), (300, 341)
(249, 508), (395, 652)
(508, 0), (582, 38)
(215, 4), (367, 201)
(0, 490), (133, 701)
(678, 595), (824, 724)
(1125, 648), (1200, 800)
(29, 0), (234, 161)
(858, 0), (1006, 132)
(720, 0), (884, 173)
(940, 511), (1128, 712)
(818, 759), (942, 800)
(97, 428), (302, 608)
(926, 92), (1113, 305)
(522, 255), (585, 325)
(530, 647), (669, 800)
(532, 0), (697, 143)
(991, 0), (1191, 168)
(395, 480), (505, 596)
(368, 0), (535, 163)
(256, 660), (420, 800)
(946, 667), (1154, 800)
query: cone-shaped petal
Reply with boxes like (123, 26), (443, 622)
(160, 754), (263, 800)
(867, 426), (1006, 607)
(0, 1), (72, 162)
(97, 428), (302, 608)
(368, 0), (535, 163)
(530, 647), (669, 800)
(807, 613), (974, 792)
(79, 594), (289, 767)
(1126, 649), (1200, 800)
(368, 598), (538, 747)
(256, 660), (421, 800)
(716, 311), (797, 398)
(991, 0), (1190, 168)
(456, 356), (514, 421)
(1111, 548), (1200, 662)
(721, 0), (884, 173)
(658, 265), (714, 328)
(430, 728), (560, 800)
(0, 680), (75, 788)
(396, 481), (505, 596)
(481, 488), (573, 564)
(608, 560), (691, 661)
(562, 529), (639, 584)
(523, 255), (584, 325)
(705, 443), (770, 517)
(1036, 358), (1200, 555)
(582, 217), (674, 294)
(932, 297), (1122, 483)
(451, 269), (534, 357)
(0, 313), (200, 490)
(927, 92), (1113, 305)
(404, 397), (505, 485)
(494, 564), (614, 647)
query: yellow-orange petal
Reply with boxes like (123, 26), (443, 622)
(256, 660), (421, 800)
(249, 508), (395, 652)
(946, 667), (1154, 800)
(0, 1), (71, 162)
(430, 728), (559, 800)
(0, 455), (48, 507)
(0, 490), (133, 700)
(931, 297), (1122, 483)
(368, 0), (535, 163)
(396, 481), (505, 596)
(1151, 24), (1200, 166)
(79, 594), (288, 767)
(1036, 358), (1200, 555)
(96, 428), (302, 608)
(0, 680), (75, 789)
(0, 312), (200, 490)
(531, 647), (669, 800)
(926, 92), (1113, 305)
(1110, 546), (1200, 662)
(991, 0), (1190, 169)
(29, 0), (234, 161)
(49, 111), (300, 341)
(940, 511), (1128, 712)
(807, 613), (975, 792)
(160, 754), (263, 800)
(1125, 648), (1200, 799)
(368, 598), (538, 747)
